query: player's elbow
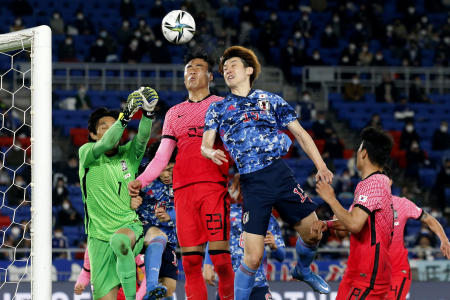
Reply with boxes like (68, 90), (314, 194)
(200, 145), (210, 159)
(347, 223), (364, 234)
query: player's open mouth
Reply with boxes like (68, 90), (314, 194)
(226, 75), (234, 80)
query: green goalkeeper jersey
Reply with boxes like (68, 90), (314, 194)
(79, 117), (152, 241)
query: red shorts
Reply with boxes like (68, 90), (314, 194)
(337, 277), (389, 300)
(174, 182), (230, 247)
(386, 274), (411, 300)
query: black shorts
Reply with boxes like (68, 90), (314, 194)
(215, 285), (272, 300)
(240, 159), (317, 235)
(159, 243), (178, 280)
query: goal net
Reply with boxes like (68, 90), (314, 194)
(0, 26), (52, 299)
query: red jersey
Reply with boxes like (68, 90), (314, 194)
(162, 95), (229, 189)
(390, 196), (423, 277)
(345, 172), (393, 286)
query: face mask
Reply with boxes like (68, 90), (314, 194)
(63, 203), (70, 210)
(440, 125), (448, 133)
(77, 14), (83, 20)
(96, 40), (104, 47)
(342, 175), (350, 181)
(387, 25), (393, 32)
(143, 35), (151, 42)
(294, 31), (302, 39)
(352, 78), (359, 85)
(445, 168), (450, 175)
(123, 21), (129, 28)
(139, 20), (145, 26)
(376, 54), (383, 60)
(444, 37), (450, 45)
(313, 54), (320, 60)
(406, 125), (414, 133)
(134, 31), (141, 38)
(66, 39), (72, 45)
(333, 16), (339, 22)
(155, 40), (162, 47)
(355, 23), (363, 31)
(131, 41), (138, 49)
(11, 227), (20, 237)
(16, 180), (24, 186)
(303, 15), (308, 21)
(303, 95), (311, 101)
(318, 119), (325, 124)
(270, 14), (277, 21)
(362, 46), (368, 52)
(57, 187), (63, 194)
(15, 19), (22, 26)
(408, 7), (415, 14)
(325, 27), (332, 34)
(342, 56), (349, 63)
(422, 17), (428, 23)
(54, 231), (63, 238)
(100, 31), (107, 38)
(53, 14), (60, 19)
(349, 44), (356, 51)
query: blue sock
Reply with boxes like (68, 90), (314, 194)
(295, 236), (318, 274)
(145, 235), (167, 289)
(234, 262), (257, 300)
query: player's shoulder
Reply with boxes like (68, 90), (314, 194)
(358, 172), (390, 190)
(250, 89), (283, 101)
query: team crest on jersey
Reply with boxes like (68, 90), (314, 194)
(258, 99), (270, 111)
(358, 195), (367, 203)
(242, 212), (249, 224)
(120, 160), (128, 171)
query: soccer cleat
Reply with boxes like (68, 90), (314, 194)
(291, 265), (330, 294)
(143, 284), (167, 300)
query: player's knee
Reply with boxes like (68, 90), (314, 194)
(302, 231), (322, 245)
(181, 252), (204, 271)
(163, 279), (176, 296)
(144, 233), (168, 247)
(209, 250), (232, 274)
(244, 252), (263, 270)
(110, 233), (131, 256)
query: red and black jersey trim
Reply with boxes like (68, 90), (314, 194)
(416, 209), (425, 220)
(188, 94), (212, 103)
(360, 242), (380, 299)
(354, 203), (371, 215)
(161, 135), (177, 141)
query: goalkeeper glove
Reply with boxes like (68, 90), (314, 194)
(137, 86), (159, 119)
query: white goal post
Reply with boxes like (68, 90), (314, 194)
(0, 25), (52, 299)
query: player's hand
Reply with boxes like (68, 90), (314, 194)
(120, 88), (146, 123)
(264, 231), (277, 250)
(128, 180), (142, 197)
(440, 240), (450, 259)
(138, 86), (159, 113)
(131, 196), (143, 210)
(315, 166), (333, 184)
(311, 220), (327, 235)
(74, 282), (86, 295)
(316, 181), (336, 204)
(203, 264), (217, 287)
(210, 149), (228, 165)
(155, 207), (170, 222)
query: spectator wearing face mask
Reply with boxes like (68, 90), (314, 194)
(331, 13), (342, 38)
(366, 113), (383, 130)
(400, 121), (420, 150)
(75, 85), (91, 110)
(295, 91), (315, 121)
(122, 38), (142, 63)
(343, 74), (364, 101)
(73, 10), (93, 35)
(49, 11), (64, 34)
(405, 140), (429, 183)
(60, 155), (80, 186)
(89, 38), (108, 63)
(307, 49), (324, 65)
(409, 76), (431, 103)
(149, 0), (167, 18)
(372, 50), (387, 66)
(56, 198), (82, 227)
(0, 161), (11, 186)
(53, 177), (68, 207)
(350, 21), (368, 45)
(321, 24), (338, 48)
(52, 226), (70, 259)
(358, 43), (373, 66)
(7, 175), (27, 206)
(340, 43), (359, 65)
(376, 73), (399, 103)
(58, 35), (77, 62)
(10, 17), (25, 32)
(98, 28), (118, 62)
(413, 235), (435, 260)
(432, 121), (450, 150)
(312, 111), (333, 139)
(117, 20), (133, 45)
(433, 158), (450, 212)
(323, 131), (344, 159)
(334, 169), (354, 199)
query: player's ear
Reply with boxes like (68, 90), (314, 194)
(89, 131), (98, 141)
(246, 66), (254, 76)
(208, 70), (213, 82)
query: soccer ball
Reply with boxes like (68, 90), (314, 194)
(161, 10), (196, 45)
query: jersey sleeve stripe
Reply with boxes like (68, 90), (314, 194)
(354, 203), (371, 215)
(415, 209), (424, 220)
(161, 135), (177, 141)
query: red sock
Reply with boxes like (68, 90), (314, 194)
(181, 252), (207, 300)
(210, 250), (235, 300)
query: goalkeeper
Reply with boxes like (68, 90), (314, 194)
(78, 87), (158, 300)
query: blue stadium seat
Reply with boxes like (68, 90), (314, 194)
(418, 168), (437, 188)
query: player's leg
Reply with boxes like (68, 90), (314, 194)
(272, 160), (329, 294)
(386, 275), (410, 300)
(97, 286), (119, 300)
(175, 185), (208, 300)
(159, 277), (176, 299)
(199, 183), (234, 300)
(88, 237), (121, 299)
(237, 168), (277, 300)
(249, 286), (273, 300)
(110, 224), (142, 299)
(157, 243), (178, 300)
(143, 226), (168, 299)
(335, 278), (362, 300)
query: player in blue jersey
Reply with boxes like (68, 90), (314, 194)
(201, 46), (333, 299)
(203, 174), (285, 299)
(135, 141), (178, 300)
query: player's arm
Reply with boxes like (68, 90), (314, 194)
(420, 211), (450, 259)
(203, 243), (217, 286)
(129, 139), (177, 196)
(316, 181), (369, 234)
(129, 87), (160, 159)
(74, 249), (91, 295)
(201, 129), (228, 165)
(287, 120), (333, 183)
(266, 218), (286, 262)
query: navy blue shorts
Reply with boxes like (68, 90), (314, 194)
(240, 159), (317, 236)
(159, 243), (178, 280)
(215, 285), (272, 300)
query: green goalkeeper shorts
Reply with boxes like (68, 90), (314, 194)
(88, 221), (144, 299)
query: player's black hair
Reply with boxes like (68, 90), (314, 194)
(360, 127), (393, 168)
(87, 107), (119, 142)
(184, 48), (215, 72)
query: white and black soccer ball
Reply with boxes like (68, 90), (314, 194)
(161, 10), (196, 45)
